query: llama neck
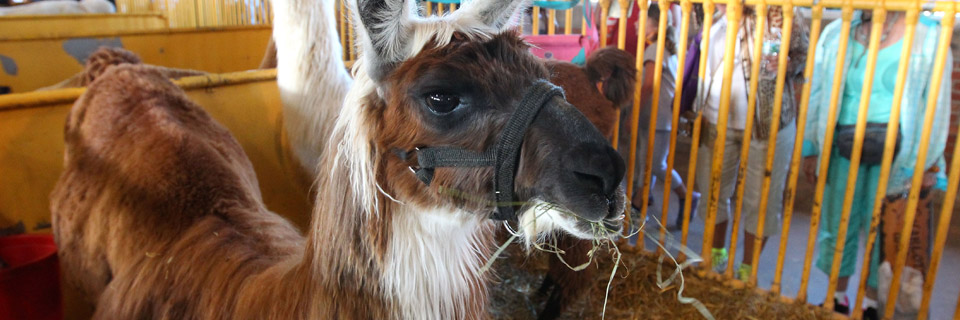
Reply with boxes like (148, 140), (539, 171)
(272, 0), (352, 176)
(381, 205), (494, 320)
(301, 155), (494, 319)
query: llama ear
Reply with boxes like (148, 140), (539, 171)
(355, 0), (417, 81)
(458, 0), (529, 30)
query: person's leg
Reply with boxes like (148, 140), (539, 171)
(816, 152), (852, 285)
(696, 125), (741, 270)
(740, 123), (796, 274)
(629, 122), (651, 208)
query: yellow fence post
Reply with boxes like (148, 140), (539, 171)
(532, 6), (541, 35)
(847, 2), (918, 319)
(680, 0), (714, 254)
(797, 1), (853, 304)
(599, 0), (609, 47)
(564, 8), (573, 35)
(726, 1), (766, 279)
(615, 0), (628, 50)
(823, 4), (887, 311)
(701, 0), (742, 269)
(773, 0), (824, 296)
(883, 4), (955, 318)
(648, 0), (672, 249)
(749, 0), (795, 285)
(672, 0), (693, 254)
(621, 0), (649, 244)
(548, 9), (556, 35)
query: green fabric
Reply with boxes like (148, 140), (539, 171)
(816, 152), (880, 288)
(838, 39), (903, 125)
(533, 0), (579, 10)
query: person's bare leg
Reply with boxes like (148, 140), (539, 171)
(741, 232), (768, 265)
(713, 221), (728, 249)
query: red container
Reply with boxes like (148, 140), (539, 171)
(0, 234), (62, 320)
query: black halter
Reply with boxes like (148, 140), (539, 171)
(394, 80), (565, 221)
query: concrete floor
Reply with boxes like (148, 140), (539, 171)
(627, 136), (960, 319)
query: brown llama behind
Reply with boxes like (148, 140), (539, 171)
(535, 47), (636, 320)
(51, 65), (326, 319)
(545, 47), (637, 140)
(37, 47), (208, 91)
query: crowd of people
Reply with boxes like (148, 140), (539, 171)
(605, 1), (952, 319)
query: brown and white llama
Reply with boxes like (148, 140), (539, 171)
(535, 46), (636, 320)
(51, 0), (627, 318)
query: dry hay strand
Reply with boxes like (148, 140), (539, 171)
(487, 242), (836, 320)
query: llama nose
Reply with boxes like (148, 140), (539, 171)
(563, 143), (625, 198)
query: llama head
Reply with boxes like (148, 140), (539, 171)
(347, 0), (626, 242)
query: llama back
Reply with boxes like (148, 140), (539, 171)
(51, 65), (303, 318)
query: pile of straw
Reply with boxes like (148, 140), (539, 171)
(488, 240), (835, 320)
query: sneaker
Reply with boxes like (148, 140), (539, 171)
(819, 297), (851, 315)
(710, 248), (728, 273)
(862, 306), (879, 320)
(736, 264), (752, 282)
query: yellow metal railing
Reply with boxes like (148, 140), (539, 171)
(611, 1), (958, 319)
(341, 0), (959, 318)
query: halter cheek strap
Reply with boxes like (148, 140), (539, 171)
(394, 80), (565, 221)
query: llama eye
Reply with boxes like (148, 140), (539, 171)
(425, 92), (462, 114)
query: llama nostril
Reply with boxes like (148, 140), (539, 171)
(564, 143), (625, 197)
(573, 171), (606, 193)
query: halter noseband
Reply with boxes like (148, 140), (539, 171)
(394, 79), (565, 221)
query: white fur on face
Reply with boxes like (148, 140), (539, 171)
(517, 199), (597, 246)
(382, 207), (493, 320)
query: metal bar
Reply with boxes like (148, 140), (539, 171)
(680, 0), (715, 254)
(600, 0), (610, 47)
(623, 0), (649, 245)
(797, 2), (853, 304)
(651, 0), (674, 251)
(701, 0), (743, 268)
(726, 1), (766, 279)
(651, 0), (953, 11)
(664, 0), (692, 251)
(426, 0), (432, 16)
(749, 0), (795, 285)
(616, 0), (629, 49)
(549, 9), (556, 35)
(918, 102), (960, 320)
(533, 6), (541, 35)
(883, 5), (955, 318)
(565, 8), (573, 34)
(673, 0), (693, 252)
(824, 5), (886, 311)
(582, 14), (588, 36)
(773, 2), (823, 294)
(449, 3), (455, 13)
(849, 2), (919, 319)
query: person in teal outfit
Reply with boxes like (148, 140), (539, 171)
(802, 10), (952, 318)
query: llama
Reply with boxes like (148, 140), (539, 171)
(37, 47), (207, 91)
(535, 46), (636, 320)
(51, 0), (626, 318)
(0, 0), (114, 16)
(270, 0), (352, 178)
